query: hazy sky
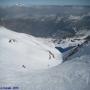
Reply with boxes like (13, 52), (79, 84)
(0, 0), (90, 6)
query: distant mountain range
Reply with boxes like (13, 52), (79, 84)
(0, 5), (90, 38)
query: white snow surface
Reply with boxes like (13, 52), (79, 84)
(0, 41), (90, 90)
(0, 27), (62, 71)
(0, 27), (90, 90)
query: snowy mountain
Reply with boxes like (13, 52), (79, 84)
(0, 27), (62, 71)
(0, 5), (90, 90)
(0, 6), (90, 38)
(0, 27), (90, 90)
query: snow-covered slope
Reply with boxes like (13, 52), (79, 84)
(0, 27), (90, 90)
(0, 40), (90, 90)
(0, 27), (62, 71)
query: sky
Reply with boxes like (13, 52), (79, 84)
(0, 0), (90, 6)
